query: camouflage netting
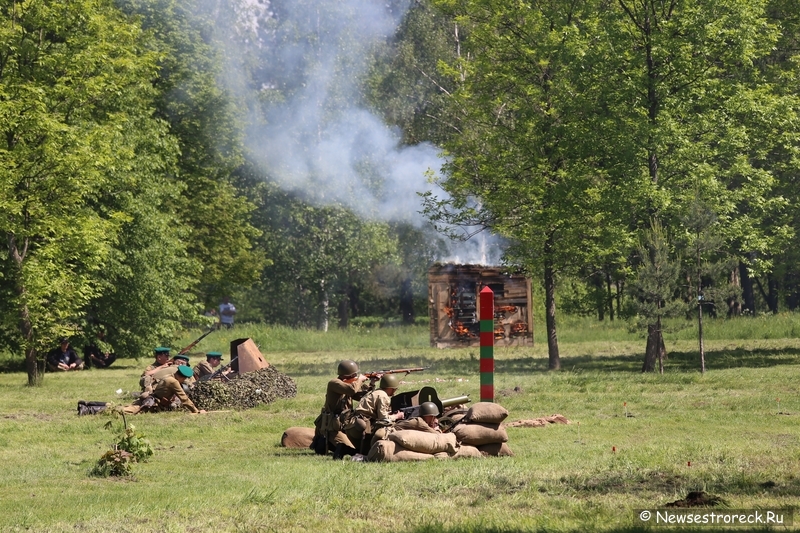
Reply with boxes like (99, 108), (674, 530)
(188, 366), (297, 411)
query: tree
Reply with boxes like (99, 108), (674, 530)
(0, 0), (176, 383)
(594, 0), (793, 369)
(234, 170), (399, 329)
(117, 0), (265, 304)
(426, 0), (625, 370)
(679, 200), (739, 373)
(628, 221), (683, 373)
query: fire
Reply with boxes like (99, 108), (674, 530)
(496, 305), (517, 313)
(451, 320), (476, 338)
(511, 322), (528, 335)
(494, 326), (505, 339)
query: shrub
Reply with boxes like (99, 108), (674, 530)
(89, 424), (153, 478)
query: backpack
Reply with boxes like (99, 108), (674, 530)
(77, 400), (109, 416)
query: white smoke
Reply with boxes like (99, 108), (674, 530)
(218, 0), (503, 265)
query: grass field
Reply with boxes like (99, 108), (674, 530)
(0, 318), (798, 532)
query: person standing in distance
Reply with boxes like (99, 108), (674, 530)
(218, 296), (236, 329)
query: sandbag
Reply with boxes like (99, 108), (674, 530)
(389, 430), (458, 455)
(394, 418), (437, 433)
(281, 427), (315, 448)
(452, 422), (508, 446)
(452, 445), (483, 459)
(465, 403), (508, 424)
(391, 444), (435, 462)
(476, 442), (514, 457)
(367, 439), (396, 462)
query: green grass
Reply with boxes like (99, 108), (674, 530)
(0, 318), (799, 532)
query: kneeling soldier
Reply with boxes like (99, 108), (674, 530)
(152, 365), (205, 413)
(140, 347), (174, 393)
(351, 374), (404, 454)
(193, 351), (223, 381)
(313, 359), (373, 458)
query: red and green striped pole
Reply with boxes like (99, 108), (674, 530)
(479, 286), (494, 402)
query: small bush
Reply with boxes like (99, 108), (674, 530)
(90, 449), (135, 477)
(89, 424), (153, 478)
(116, 425), (154, 462)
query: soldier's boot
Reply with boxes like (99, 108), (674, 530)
(332, 443), (356, 460)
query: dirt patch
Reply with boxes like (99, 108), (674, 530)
(506, 414), (570, 427)
(665, 491), (723, 508)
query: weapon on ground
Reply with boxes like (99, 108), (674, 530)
(201, 356), (238, 382)
(177, 327), (216, 356)
(400, 395), (471, 419)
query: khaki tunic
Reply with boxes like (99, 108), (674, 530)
(316, 377), (370, 447)
(355, 389), (392, 424)
(139, 362), (160, 392)
(193, 360), (213, 381)
(152, 375), (199, 413)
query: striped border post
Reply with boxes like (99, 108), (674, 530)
(479, 286), (494, 402)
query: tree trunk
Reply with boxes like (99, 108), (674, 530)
(642, 320), (665, 373)
(755, 275), (779, 314)
(606, 272), (615, 321)
(338, 290), (349, 329)
(8, 234), (40, 385)
(591, 272), (604, 320)
(697, 259), (705, 374)
(727, 268), (742, 316)
(739, 260), (755, 314)
(319, 280), (329, 332)
(399, 278), (414, 325)
(544, 237), (560, 370)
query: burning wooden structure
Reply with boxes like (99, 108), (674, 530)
(428, 264), (534, 348)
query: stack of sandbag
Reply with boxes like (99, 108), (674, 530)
(367, 417), (483, 461)
(450, 402), (514, 457)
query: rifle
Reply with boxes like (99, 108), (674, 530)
(201, 356), (238, 382)
(177, 327), (216, 356)
(400, 395), (471, 419)
(361, 367), (428, 380)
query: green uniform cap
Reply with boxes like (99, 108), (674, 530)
(173, 354), (190, 362)
(154, 347), (171, 354)
(176, 365), (193, 378)
(206, 351), (223, 359)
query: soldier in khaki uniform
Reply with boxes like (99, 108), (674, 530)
(193, 351), (223, 381)
(351, 374), (404, 454)
(417, 401), (441, 431)
(140, 347), (175, 393)
(152, 365), (206, 413)
(313, 359), (373, 458)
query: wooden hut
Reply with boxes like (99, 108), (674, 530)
(428, 264), (534, 348)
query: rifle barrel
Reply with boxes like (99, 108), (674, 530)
(178, 328), (215, 355)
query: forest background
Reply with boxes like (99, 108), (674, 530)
(2, 0), (800, 384)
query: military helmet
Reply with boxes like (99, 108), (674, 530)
(379, 374), (400, 390)
(337, 359), (359, 377)
(419, 401), (439, 417)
